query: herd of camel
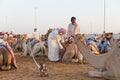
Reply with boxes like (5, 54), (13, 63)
(0, 32), (120, 80)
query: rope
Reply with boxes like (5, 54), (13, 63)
(32, 55), (40, 69)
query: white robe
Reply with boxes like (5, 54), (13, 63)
(48, 29), (64, 61)
(33, 32), (40, 40)
(67, 23), (80, 37)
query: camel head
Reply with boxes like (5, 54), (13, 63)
(74, 34), (86, 46)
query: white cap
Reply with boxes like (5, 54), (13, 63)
(9, 34), (13, 37)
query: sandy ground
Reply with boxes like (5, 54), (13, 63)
(0, 52), (105, 80)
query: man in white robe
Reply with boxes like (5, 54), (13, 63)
(48, 28), (66, 61)
(33, 28), (40, 41)
(67, 17), (80, 37)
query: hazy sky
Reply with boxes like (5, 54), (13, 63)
(0, 0), (120, 34)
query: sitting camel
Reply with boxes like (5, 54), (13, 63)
(74, 34), (120, 80)
(61, 42), (83, 63)
(30, 42), (46, 57)
(60, 36), (84, 63)
(23, 38), (46, 57)
(23, 38), (37, 56)
(0, 44), (17, 70)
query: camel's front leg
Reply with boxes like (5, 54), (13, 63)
(62, 51), (75, 62)
(0, 54), (3, 69)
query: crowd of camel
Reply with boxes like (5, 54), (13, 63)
(0, 30), (120, 80)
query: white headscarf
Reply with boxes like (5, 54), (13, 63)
(9, 34), (13, 38)
(4, 34), (8, 38)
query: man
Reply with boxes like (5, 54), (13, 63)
(8, 34), (16, 49)
(87, 38), (100, 55)
(67, 17), (80, 37)
(33, 28), (40, 41)
(29, 28), (40, 51)
(14, 35), (23, 52)
(48, 28), (66, 61)
(3, 33), (9, 45)
(99, 37), (111, 53)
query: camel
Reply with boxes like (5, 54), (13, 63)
(61, 42), (83, 63)
(15, 35), (23, 52)
(105, 32), (114, 40)
(14, 42), (23, 52)
(0, 46), (17, 71)
(22, 38), (46, 57)
(61, 35), (86, 63)
(30, 42), (46, 57)
(74, 34), (120, 80)
(8, 35), (23, 52)
(22, 38), (35, 56)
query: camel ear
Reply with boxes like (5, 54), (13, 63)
(75, 34), (80, 40)
(78, 34), (83, 39)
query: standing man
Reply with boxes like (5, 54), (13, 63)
(33, 28), (40, 41)
(48, 28), (66, 61)
(67, 17), (80, 37)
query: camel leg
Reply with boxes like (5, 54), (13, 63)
(62, 51), (75, 62)
(6, 54), (12, 70)
(13, 45), (15, 52)
(88, 70), (103, 77)
(0, 54), (3, 69)
(102, 71), (115, 80)
(24, 45), (28, 56)
(3, 52), (8, 66)
(2, 55), (12, 71)
(88, 70), (115, 80)
(1, 54), (11, 71)
(11, 57), (17, 69)
(76, 51), (84, 64)
(15, 44), (20, 52)
(59, 48), (65, 61)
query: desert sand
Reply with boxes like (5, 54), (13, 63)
(0, 52), (105, 80)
